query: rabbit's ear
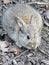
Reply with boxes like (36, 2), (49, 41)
(18, 20), (23, 28)
(30, 15), (33, 24)
(15, 15), (26, 27)
(15, 15), (28, 35)
(18, 20), (27, 34)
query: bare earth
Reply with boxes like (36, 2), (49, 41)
(0, 0), (49, 65)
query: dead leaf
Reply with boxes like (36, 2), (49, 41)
(0, 41), (9, 52)
(13, 47), (21, 55)
(3, 0), (10, 4)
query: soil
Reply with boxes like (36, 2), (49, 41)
(0, 0), (49, 65)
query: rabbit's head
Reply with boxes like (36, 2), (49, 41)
(19, 23), (41, 49)
(17, 16), (41, 49)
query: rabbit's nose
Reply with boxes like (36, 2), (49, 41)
(27, 35), (30, 39)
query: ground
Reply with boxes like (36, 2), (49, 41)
(0, 0), (49, 65)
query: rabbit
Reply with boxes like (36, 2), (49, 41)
(2, 4), (43, 49)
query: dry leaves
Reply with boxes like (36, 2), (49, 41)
(13, 47), (21, 55)
(3, 0), (10, 4)
(0, 41), (9, 52)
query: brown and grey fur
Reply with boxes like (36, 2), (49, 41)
(2, 4), (43, 49)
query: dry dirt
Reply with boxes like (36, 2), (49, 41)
(0, 0), (49, 65)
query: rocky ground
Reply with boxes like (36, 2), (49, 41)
(0, 0), (49, 65)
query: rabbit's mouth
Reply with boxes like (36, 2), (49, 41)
(27, 42), (37, 48)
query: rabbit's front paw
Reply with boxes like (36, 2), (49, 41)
(15, 41), (22, 48)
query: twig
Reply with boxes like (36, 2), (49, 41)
(4, 51), (14, 53)
(42, 37), (49, 44)
(26, 1), (49, 5)
(26, 1), (49, 9)
(15, 50), (29, 59)
(38, 47), (49, 57)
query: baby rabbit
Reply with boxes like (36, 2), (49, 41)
(2, 4), (43, 49)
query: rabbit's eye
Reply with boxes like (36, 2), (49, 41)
(27, 35), (30, 39)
